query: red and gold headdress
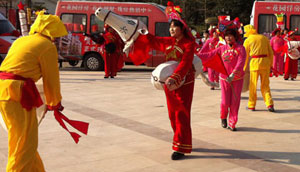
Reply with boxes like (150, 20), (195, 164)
(165, 1), (187, 28)
(275, 13), (285, 29)
(165, 1), (195, 40)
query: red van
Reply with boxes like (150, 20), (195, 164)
(0, 13), (19, 64)
(55, 1), (169, 70)
(250, 1), (300, 39)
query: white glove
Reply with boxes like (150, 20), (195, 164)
(226, 73), (235, 83)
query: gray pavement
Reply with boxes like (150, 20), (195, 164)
(0, 65), (300, 172)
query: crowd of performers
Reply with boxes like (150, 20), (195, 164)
(0, 2), (299, 171)
(128, 2), (299, 160)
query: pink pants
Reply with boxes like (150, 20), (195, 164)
(220, 79), (243, 128)
(273, 52), (284, 74)
(208, 68), (219, 83)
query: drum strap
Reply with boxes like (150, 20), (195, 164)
(0, 72), (43, 111)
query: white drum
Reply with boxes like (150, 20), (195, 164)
(151, 56), (218, 90)
(193, 55), (202, 78)
(151, 61), (182, 90)
(95, 8), (148, 54)
(287, 41), (300, 60)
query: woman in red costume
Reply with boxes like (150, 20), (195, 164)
(284, 30), (299, 80)
(129, 3), (195, 160)
(103, 25), (119, 78)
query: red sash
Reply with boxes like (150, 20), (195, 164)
(251, 54), (267, 58)
(0, 72), (43, 111)
(0, 72), (89, 143)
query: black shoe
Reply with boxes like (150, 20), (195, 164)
(171, 152), (185, 160)
(268, 106), (275, 112)
(228, 126), (237, 131)
(110, 76), (114, 78)
(210, 87), (215, 90)
(291, 78), (295, 81)
(284, 78), (288, 80)
(104, 76), (109, 79)
(221, 119), (227, 128)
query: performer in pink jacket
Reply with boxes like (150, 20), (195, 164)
(270, 28), (285, 75)
(197, 29), (246, 131)
(203, 28), (222, 90)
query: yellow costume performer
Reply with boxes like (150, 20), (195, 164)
(0, 12), (67, 172)
(243, 25), (274, 112)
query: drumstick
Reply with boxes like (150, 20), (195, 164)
(38, 109), (47, 126)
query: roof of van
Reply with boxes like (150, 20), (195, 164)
(58, 1), (166, 10)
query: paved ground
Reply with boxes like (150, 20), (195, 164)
(0, 65), (300, 172)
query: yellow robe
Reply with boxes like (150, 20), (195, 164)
(0, 33), (62, 172)
(243, 33), (274, 108)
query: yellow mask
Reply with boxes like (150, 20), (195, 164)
(29, 11), (68, 40)
(243, 24), (257, 37)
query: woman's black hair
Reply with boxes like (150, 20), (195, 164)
(170, 19), (184, 30)
(224, 28), (239, 41)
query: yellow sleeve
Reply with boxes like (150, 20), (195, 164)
(243, 39), (250, 71)
(39, 45), (62, 106)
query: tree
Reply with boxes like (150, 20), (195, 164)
(103, 0), (255, 31)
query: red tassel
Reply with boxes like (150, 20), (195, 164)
(53, 110), (89, 144)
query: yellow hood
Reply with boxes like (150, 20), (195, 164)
(29, 11), (67, 40)
(244, 24), (257, 37)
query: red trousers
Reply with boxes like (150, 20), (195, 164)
(164, 71), (195, 153)
(284, 56), (298, 79)
(104, 52), (118, 77)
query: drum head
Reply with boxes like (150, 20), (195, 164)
(288, 48), (300, 60)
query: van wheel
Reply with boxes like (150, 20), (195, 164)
(69, 60), (79, 66)
(83, 53), (104, 71)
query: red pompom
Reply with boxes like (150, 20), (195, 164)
(167, 1), (174, 6)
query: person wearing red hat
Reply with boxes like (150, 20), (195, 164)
(284, 29), (299, 80)
(129, 2), (195, 160)
(197, 28), (246, 131)
(205, 27), (222, 90)
(270, 28), (285, 75)
(102, 25), (119, 78)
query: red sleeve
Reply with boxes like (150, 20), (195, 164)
(196, 46), (221, 62)
(170, 40), (195, 85)
(128, 34), (173, 65)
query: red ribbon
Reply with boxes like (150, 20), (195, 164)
(53, 109), (89, 144)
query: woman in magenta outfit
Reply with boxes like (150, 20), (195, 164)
(197, 29), (246, 131)
(270, 28), (285, 75)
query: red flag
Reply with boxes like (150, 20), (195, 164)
(128, 35), (152, 65)
(202, 54), (228, 76)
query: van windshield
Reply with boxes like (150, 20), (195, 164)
(0, 20), (15, 34)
